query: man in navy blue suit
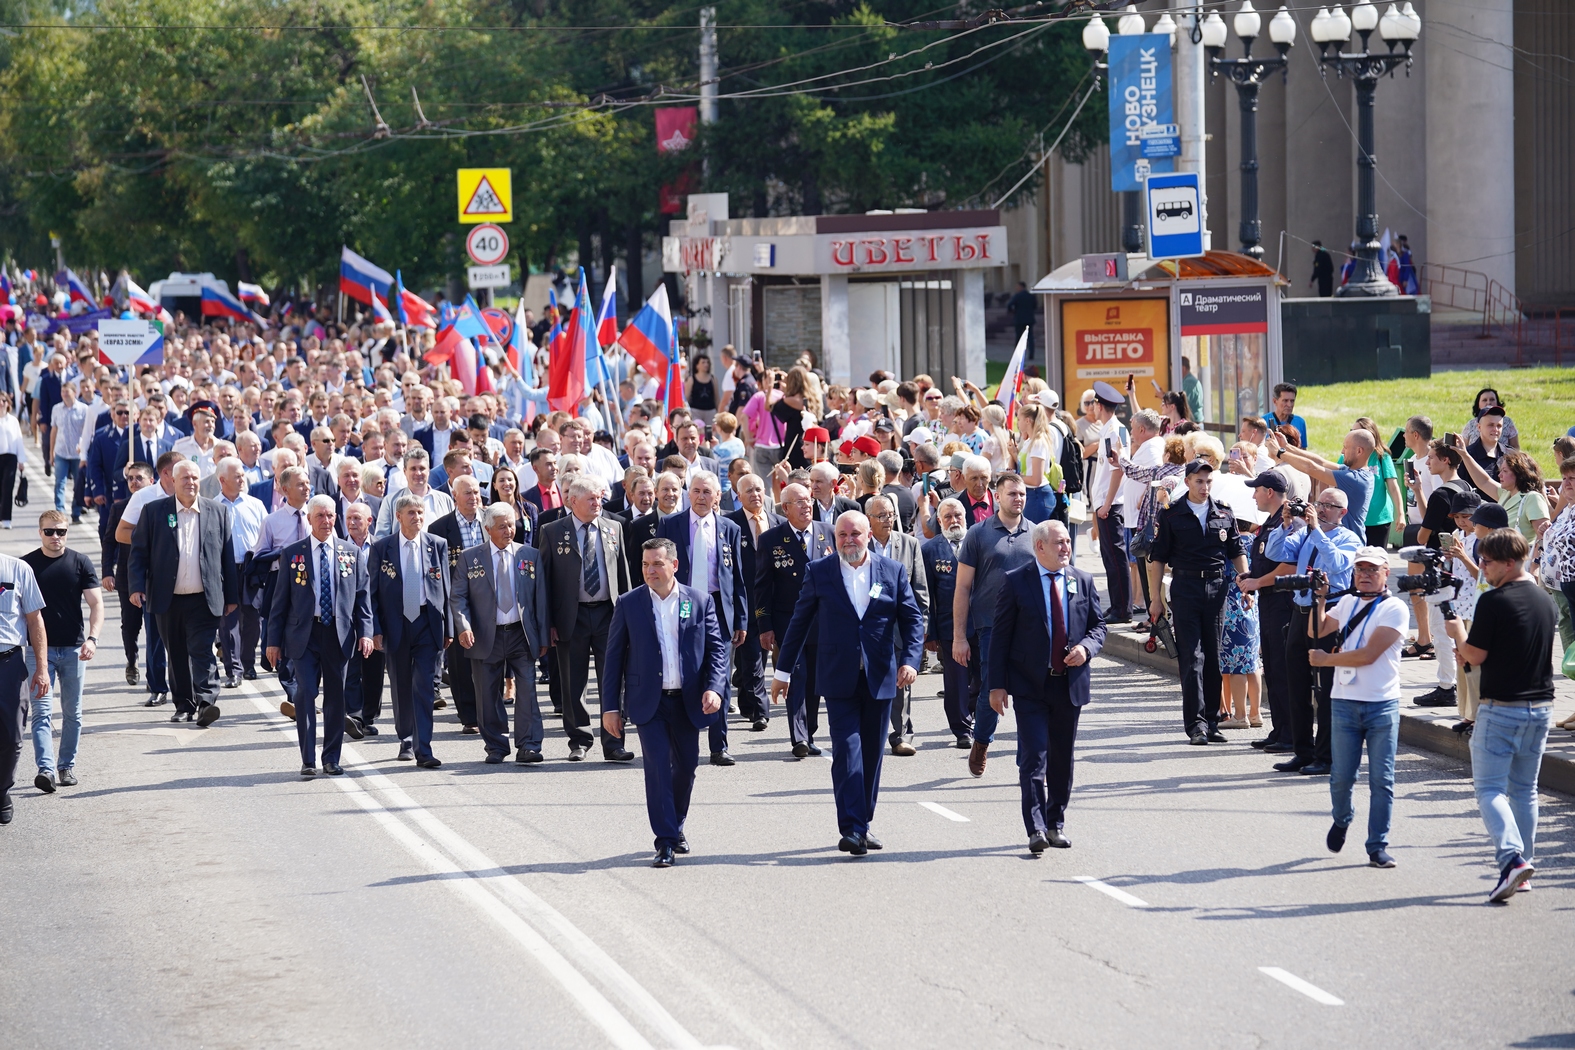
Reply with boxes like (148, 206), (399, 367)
(84, 399), (132, 535)
(265, 496), (374, 777)
(367, 492), (453, 768)
(772, 510), (923, 856)
(988, 520), (1107, 854)
(655, 471), (747, 765)
(602, 538), (728, 868)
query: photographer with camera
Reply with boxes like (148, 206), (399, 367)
(1440, 528), (1557, 903)
(1264, 488), (1362, 775)
(1411, 440), (1472, 708)
(1236, 472), (1295, 752)
(1306, 546), (1410, 867)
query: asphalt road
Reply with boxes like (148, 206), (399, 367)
(2, 500), (1572, 1050)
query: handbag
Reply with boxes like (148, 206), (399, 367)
(14, 473), (27, 508)
(1065, 494), (1090, 525)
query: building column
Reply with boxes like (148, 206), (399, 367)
(819, 274), (850, 387)
(956, 269), (986, 387)
(1426, 0), (1515, 292)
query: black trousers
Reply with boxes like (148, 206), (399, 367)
(785, 643), (821, 746)
(345, 648), (385, 725)
(116, 582), (142, 665)
(0, 649), (27, 800)
(220, 605), (260, 678)
(1259, 594), (1294, 744)
(557, 601), (618, 753)
(448, 646), (478, 728)
(1096, 507), (1130, 617)
(1015, 677), (1082, 835)
(153, 593), (221, 715)
(732, 628), (769, 726)
(1170, 574), (1227, 737)
(0, 452), (16, 523)
(938, 644), (975, 742)
(1288, 606), (1334, 764)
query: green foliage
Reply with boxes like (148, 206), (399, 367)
(0, 0), (1104, 294)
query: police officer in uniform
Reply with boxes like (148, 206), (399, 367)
(1146, 460), (1250, 745)
(0, 553), (52, 825)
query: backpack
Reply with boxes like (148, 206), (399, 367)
(1054, 420), (1083, 496)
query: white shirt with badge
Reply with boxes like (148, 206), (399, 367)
(1326, 593), (1409, 701)
(651, 585), (686, 690)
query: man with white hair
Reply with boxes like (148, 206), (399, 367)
(808, 461), (858, 526)
(214, 456), (267, 686)
(866, 494), (928, 754)
(266, 495), (373, 776)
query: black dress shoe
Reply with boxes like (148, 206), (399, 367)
(750, 719), (768, 732)
(344, 717), (364, 740)
(416, 757), (442, 769)
(652, 846), (675, 868)
(604, 747), (635, 763)
(242, 670), (259, 681)
(1273, 758), (1309, 772)
(195, 703), (221, 728)
(323, 763), (344, 776)
(516, 750), (545, 764)
(1412, 686), (1457, 708)
(484, 753), (505, 765)
(567, 745), (587, 762)
(184, 710), (196, 723)
(146, 693), (166, 707)
(222, 676), (240, 689)
(461, 725), (480, 735)
(1028, 832), (1050, 855)
(169, 711), (184, 723)
(862, 833), (883, 850)
(34, 771), (54, 794)
(1046, 828), (1072, 849)
(709, 751), (735, 766)
(805, 744), (823, 756)
(1249, 737), (1277, 750)
(1263, 742), (1296, 754)
(791, 742), (809, 759)
(1327, 823), (1347, 853)
(954, 736), (974, 750)
(125, 662), (139, 686)
(0, 793), (12, 824)
(361, 725), (380, 737)
(537, 670), (551, 685)
(301, 765), (316, 777)
(1298, 762), (1331, 776)
(1188, 732), (1208, 745)
(1206, 730), (1228, 743)
(674, 838), (690, 855)
(433, 697), (448, 710)
(397, 745), (414, 761)
(838, 834), (868, 856)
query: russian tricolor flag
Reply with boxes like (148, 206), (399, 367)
(124, 276), (159, 315)
(393, 271), (436, 329)
(996, 327), (1029, 419)
(617, 284), (675, 384)
(57, 268), (92, 305)
(369, 294), (393, 324)
(339, 246), (392, 306)
(237, 281), (270, 308)
(549, 269), (597, 412)
(510, 298), (534, 384)
(201, 283), (263, 325)
(596, 266), (619, 349)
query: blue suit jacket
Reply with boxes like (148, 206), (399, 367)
(987, 563), (1107, 706)
(602, 584), (727, 727)
(656, 511), (749, 635)
(920, 534), (961, 643)
(366, 531), (453, 652)
(249, 478), (276, 510)
(775, 551), (924, 701)
(265, 536), (374, 660)
(85, 425), (129, 503)
(113, 428), (176, 479)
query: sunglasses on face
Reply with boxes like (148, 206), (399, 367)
(41, 528), (68, 537)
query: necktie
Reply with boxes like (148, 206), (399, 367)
(1050, 573), (1068, 674)
(582, 522), (600, 596)
(496, 548), (515, 615)
(797, 529), (808, 555)
(318, 543), (334, 623)
(403, 539), (421, 621)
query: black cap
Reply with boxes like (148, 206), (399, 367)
(873, 417), (896, 433)
(1184, 459), (1215, 476)
(1470, 502), (1509, 529)
(1093, 380), (1124, 407)
(1449, 488), (1483, 516)
(1480, 404), (1506, 418)
(1244, 470), (1287, 493)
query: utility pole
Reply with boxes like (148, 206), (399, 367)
(1174, 0), (1210, 250)
(699, 8), (718, 127)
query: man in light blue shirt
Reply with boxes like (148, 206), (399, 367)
(49, 380), (91, 522)
(216, 457), (268, 685)
(0, 551), (51, 825)
(1268, 427), (1375, 537)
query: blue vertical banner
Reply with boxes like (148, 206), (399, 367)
(1107, 33), (1176, 192)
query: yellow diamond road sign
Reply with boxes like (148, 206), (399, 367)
(456, 168), (512, 224)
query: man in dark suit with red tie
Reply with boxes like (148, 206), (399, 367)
(988, 520), (1107, 854)
(602, 538), (728, 868)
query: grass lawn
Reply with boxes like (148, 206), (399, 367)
(1295, 367), (1575, 462)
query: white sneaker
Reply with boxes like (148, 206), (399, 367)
(1, 521), (11, 529)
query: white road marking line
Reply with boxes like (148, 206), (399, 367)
(917, 800), (969, 822)
(1258, 967), (1345, 1006)
(234, 681), (709, 1050)
(1072, 876), (1150, 908)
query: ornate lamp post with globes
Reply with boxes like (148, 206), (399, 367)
(1311, 2), (1422, 296)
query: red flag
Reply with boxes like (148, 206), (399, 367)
(424, 325), (461, 366)
(548, 279), (593, 412)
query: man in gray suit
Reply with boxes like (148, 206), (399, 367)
(129, 459), (240, 726)
(453, 502), (551, 764)
(866, 494), (929, 755)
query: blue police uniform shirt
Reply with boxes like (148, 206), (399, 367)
(1263, 521), (1361, 607)
(0, 553), (47, 647)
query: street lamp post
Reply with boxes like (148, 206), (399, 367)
(1312, 2), (1421, 296)
(1206, 4), (1297, 261)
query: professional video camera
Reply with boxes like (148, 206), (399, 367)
(1272, 567), (1326, 594)
(1395, 545), (1465, 618)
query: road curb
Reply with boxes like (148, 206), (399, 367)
(1099, 627), (1575, 796)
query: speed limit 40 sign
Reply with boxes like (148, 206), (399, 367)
(465, 223), (510, 267)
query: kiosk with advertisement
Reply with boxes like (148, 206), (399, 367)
(1035, 252), (1283, 438)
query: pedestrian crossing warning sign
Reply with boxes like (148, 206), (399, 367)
(456, 168), (512, 224)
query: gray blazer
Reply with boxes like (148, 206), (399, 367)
(451, 541), (550, 659)
(879, 529), (930, 624)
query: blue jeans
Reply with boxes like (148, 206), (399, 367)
(53, 456), (79, 515)
(1470, 701), (1552, 869)
(27, 645), (84, 774)
(1328, 697), (1400, 854)
(970, 627), (998, 745)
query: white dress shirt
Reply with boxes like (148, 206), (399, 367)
(173, 502), (203, 594)
(839, 553), (872, 620)
(651, 585), (683, 690)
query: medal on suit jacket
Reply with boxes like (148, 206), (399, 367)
(467, 563), (486, 580)
(291, 553), (307, 587)
(380, 561), (397, 579)
(337, 551), (354, 577)
(518, 557), (536, 578)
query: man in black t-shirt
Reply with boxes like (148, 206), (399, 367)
(1442, 528), (1557, 903)
(1411, 441), (1471, 706)
(21, 510), (104, 795)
